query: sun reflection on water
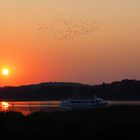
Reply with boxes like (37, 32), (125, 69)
(0, 101), (61, 115)
(1, 102), (9, 110)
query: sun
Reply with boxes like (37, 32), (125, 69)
(1, 68), (10, 76)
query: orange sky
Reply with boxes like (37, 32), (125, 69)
(0, 0), (140, 86)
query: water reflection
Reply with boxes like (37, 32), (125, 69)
(0, 101), (61, 115)
(1, 100), (140, 115)
(1, 102), (9, 110)
(107, 101), (140, 106)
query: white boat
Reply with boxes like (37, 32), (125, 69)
(61, 95), (108, 110)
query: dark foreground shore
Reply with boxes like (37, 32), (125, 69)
(0, 106), (140, 139)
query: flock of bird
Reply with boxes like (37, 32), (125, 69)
(37, 14), (101, 41)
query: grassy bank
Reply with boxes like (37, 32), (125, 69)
(0, 106), (140, 139)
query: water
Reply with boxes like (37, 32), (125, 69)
(107, 100), (140, 106)
(1, 100), (140, 115)
(0, 101), (61, 115)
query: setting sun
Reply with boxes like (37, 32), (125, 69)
(1, 68), (10, 76)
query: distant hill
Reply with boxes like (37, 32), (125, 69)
(0, 79), (140, 101)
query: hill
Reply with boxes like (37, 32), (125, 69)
(0, 79), (140, 101)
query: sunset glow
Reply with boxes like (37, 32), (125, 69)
(0, 0), (140, 86)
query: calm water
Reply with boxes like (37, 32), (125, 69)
(0, 101), (61, 115)
(1, 100), (140, 115)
